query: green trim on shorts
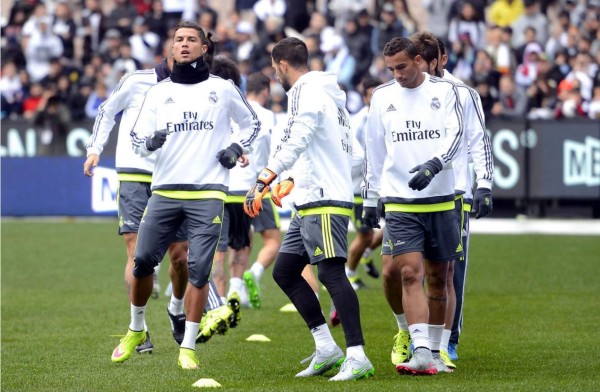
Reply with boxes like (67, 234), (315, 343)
(153, 190), (227, 200)
(118, 173), (152, 183)
(354, 196), (363, 203)
(225, 195), (245, 203)
(297, 206), (353, 217)
(385, 200), (454, 213)
(463, 202), (472, 212)
(321, 214), (335, 258)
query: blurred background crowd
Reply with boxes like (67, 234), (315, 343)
(1, 0), (600, 125)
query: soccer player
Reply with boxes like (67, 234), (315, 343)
(428, 35), (494, 363)
(362, 37), (463, 375)
(111, 21), (260, 369)
(83, 52), (188, 354)
(244, 37), (374, 381)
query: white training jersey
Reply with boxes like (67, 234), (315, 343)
(350, 105), (368, 196)
(443, 70), (494, 198)
(364, 73), (464, 208)
(86, 68), (159, 177)
(131, 75), (260, 194)
(267, 71), (354, 210)
(228, 101), (275, 193)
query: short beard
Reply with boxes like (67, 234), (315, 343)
(281, 79), (292, 92)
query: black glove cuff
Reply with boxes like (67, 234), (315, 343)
(429, 157), (443, 174)
(228, 143), (243, 158)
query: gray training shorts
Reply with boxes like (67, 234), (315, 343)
(117, 181), (187, 241)
(381, 210), (462, 262)
(279, 209), (350, 264)
(133, 194), (223, 287)
(252, 197), (281, 232)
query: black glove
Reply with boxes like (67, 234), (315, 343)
(473, 187), (493, 219)
(362, 206), (381, 229)
(216, 143), (243, 169)
(408, 157), (443, 191)
(145, 130), (167, 151)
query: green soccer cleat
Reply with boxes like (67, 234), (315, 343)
(391, 330), (411, 365)
(440, 350), (456, 371)
(111, 329), (146, 363)
(296, 346), (345, 377)
(196, 306), (230, 343)
(243, 270), (261, 309)
(329, 356), (375, 381)
(178, 348), (199, 370)
(227, 291), (242, 328)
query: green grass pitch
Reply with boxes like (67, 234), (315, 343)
(2, 220), (600, 391)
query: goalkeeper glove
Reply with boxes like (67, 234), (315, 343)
(271, 177), (294, 207)
(408, 157), (443, 191)
(473, 187), (493, 219)
(244, 168), (277, 217)
(216, 143), (243, 169)
(362, 205), (381, 229)
(145, 130), (167, 151)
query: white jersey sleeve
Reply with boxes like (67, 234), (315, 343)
(267, 84), (318, 175)
(86, 71), (141, 156)
(465, 88), (494, 189)
(430, 78), (464, 167)
(226, 81), (261, 151)
(363, 89), (387, 207)
(131, 85), (160, 158)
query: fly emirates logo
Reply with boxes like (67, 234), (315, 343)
(166, 111), (214, 133)
(391, 121), (441, 142)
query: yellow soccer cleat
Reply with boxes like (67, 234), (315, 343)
(111, 329), (146, 363)
(178, 348), (200, 370)
(391, 330), (411, 365)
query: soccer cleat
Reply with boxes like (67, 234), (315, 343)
(151, 272), (160, 299)
(360, 257), (380, 279)
(135, 331), (154, 354)
(296, 346), (345, 377)
(448, 342), (458, 361)
(111, 329), (146, 363)
(433, 354), (453, 373)
(178, 348), (199, 370)
(391, 330), (411, 365)
(243, 270), (261, 309)
(167, 308), (186, 345)
(196, 306), (230, 343)
(329, 356), (375, 381)
(227, 291), (242, 328)
(329, 309), (341, 327)
(396, 347), (437, 375)
(440, 350), (456, 371)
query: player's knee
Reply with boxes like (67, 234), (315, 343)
(132, 259), (155, 278)
(400, 264), (423, 287)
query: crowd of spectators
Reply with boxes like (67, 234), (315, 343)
(1, 0), (600, 124)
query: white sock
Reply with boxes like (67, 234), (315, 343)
(441, 329), (452, 352)
(345, 266), (357, 278)
(361, 248), (373, 259)
(154, 263), (161, 275)
(394, 312), (408, 330)
(250, 262), (265, 281)
(346, 345), (366, 360)
(311, 323), (336, 351)
(169, 294), (184, 315)
(144, 321), (148, 332)
(129, 304), (146, 331)
(220, 296), (227, 304)
(181, 320), (199, 350)
(429, 324), (444, 353)
(409, 323), (429, 350)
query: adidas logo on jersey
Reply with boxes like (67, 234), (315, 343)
(212, 215), (222, 224)
(165, 97), (175, 104)
(386, 104), (396, 112)
(313, 247), (323, 257)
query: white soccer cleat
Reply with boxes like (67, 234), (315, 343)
(295, 346), (345, 377)
(329, 356), (375, 381)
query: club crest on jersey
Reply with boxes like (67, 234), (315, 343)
(209, 91), (218, 104)
(431, 97), (440, 110)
